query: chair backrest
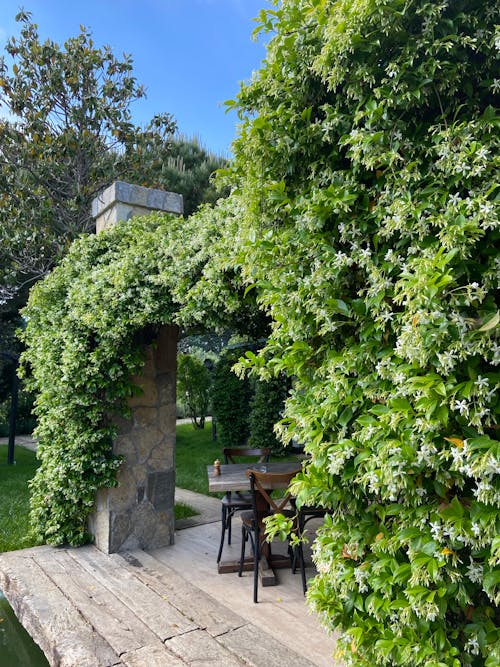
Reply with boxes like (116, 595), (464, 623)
(246, 468), (301, 515)
(223, 447), (271, 464)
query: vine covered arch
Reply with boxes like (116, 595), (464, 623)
(21, 2), (499, 665)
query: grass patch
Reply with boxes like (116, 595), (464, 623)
(0, 445), (40, 552)
(174, 502), (199, 520)
(175, 421), (221, 495)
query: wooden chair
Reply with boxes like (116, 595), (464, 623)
(216, 447), (271, 564)
(238, 467), (304, 603)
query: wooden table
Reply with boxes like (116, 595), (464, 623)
(207, 461), (302, 585)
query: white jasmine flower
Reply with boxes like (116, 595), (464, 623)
(465, 637), (480, 655)
(452, 399), (469, 415)
(474, 375), (489, 390)
(465, 559), (483, 584)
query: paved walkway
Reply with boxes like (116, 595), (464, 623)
(0, 434), (37, 452)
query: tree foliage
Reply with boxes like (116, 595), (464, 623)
(0, 11), (176, 301)
(0, 12), (226, 304)
(159, 136), (228, 216)
(211, 348), (253, 449)
(177, 353), (211, 428)
(248, 376), (288, 456)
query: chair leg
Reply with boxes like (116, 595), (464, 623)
(291, 544), (297, 574)
(228, 509), (232, 545)
(238, 525), (246, 577)
(298, 542), (307, 594)
(217, 505), (227, 564)
(253, 527), (260, 603)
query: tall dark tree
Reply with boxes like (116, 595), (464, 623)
(130, 134), (228, 217)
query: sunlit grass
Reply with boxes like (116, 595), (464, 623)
(174, 501), (199, 520)
(175, 420), (221, 495)
(0, 445), (40, 552)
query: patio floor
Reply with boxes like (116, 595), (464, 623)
(0, 489), (340, 667)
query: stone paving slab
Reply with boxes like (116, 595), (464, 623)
(174, 487), (220, 529)
(0, 544), (321, 667)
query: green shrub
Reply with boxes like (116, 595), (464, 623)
(211, 348), (252, 448)
(248, 377), (288, 456)
(19, 214), (181, 546)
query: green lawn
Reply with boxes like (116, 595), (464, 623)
(174, 501), (199, 520)
(175, 421), (222, 495)
(0, 445), (40, 552)
(0, 424), (217, 552)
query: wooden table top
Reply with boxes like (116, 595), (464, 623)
(207, 461), (302, 493)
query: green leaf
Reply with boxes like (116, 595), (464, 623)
(477, 311), (499, 332)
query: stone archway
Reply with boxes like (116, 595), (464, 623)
(88, 182), (183, 553)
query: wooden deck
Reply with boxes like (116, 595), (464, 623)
(0, 493), (340, 667)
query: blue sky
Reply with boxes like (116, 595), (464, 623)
(0, 1), (270, 156)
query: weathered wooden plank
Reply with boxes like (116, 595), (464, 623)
(67, 545), (197, 641)
(117, 550), (245, 638)
(165, 629), (246, 667)
(0, 548), (121, 667)
(120, 644), (185, 667)
(33, 548), (166, 657)
(217, 556), (253, 574)
(219, 623), (320, 667)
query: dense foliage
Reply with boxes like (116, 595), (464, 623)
(228, 1), (500, 665)
(0, 11), (175, 303)
(19, 197), (263, 545)
(248, 376), (288, 455)
(159, 136), (228, 217)
(19, 215), (180, 545)
(19, 0), (499, 664)
(211, 348), (253, 449)
(0, 12), (226, 307)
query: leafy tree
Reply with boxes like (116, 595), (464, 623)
(0, 11), (176, 303)
(0, 12), (227, 306)
(228, 1), (500, 666)
(153, 135), (228, 217)
(177, 353), (211, 428)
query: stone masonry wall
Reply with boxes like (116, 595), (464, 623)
(89, 325), (178, 553)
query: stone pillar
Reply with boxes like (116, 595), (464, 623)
(88, 182), (182, 553)
(92, 180), (183, 233)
